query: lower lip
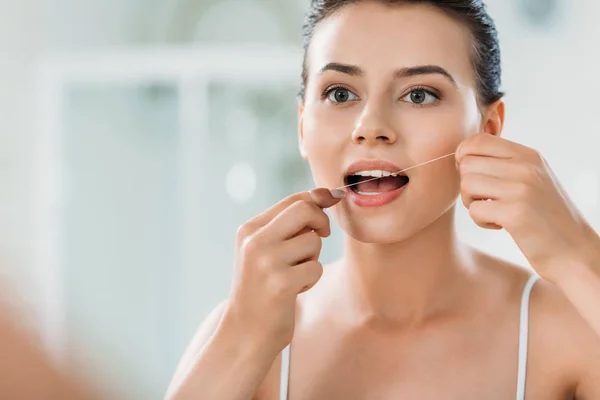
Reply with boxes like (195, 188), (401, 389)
(346, 183), (408, 207)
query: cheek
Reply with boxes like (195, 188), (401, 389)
(397, 92), (480, 171)
(403, 102), (478, 206)
(404, 106), (477, 155)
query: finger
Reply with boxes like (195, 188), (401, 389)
(278, 231), (322, 265)
(264, 199), (331, 240)
(468, 200), (503, 230)
(289, 260), (323, 294)
(290, 188), (344, 237)
(247, 189), (342, 230)
(459, 155), (534, 181)
(309, 188), (345, 208)
(460, 173), (506, 208)
(456, 133), (526, 164)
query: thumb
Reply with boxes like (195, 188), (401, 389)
(309, 188), (345, 209)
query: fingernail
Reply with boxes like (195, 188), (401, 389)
(330, 189), (346, 199)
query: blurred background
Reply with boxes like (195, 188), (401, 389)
(0, 0), (599, 398)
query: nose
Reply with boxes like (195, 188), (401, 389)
(351, 105), (397, 145)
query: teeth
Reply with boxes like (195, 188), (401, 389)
(353, 170), (377, 177)
(357, 191), (384, 196)
(352, 170), (396, 178)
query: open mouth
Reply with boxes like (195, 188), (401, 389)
(344, 170), (410, 195)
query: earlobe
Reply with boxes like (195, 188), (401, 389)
(298, 102), (308, 159)
(482, 99), (505, 137)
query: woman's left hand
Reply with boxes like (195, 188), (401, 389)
(456, 132), (600, 282)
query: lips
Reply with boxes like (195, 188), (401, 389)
(345, 159), (404, 177)
(343, 159), (410, 207)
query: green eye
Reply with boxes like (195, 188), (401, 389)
(402, 88), (439, 105)
(327, 87), (358, 103)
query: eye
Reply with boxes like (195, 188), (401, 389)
(325, 87), (358, 104)
(401, 88), (439, 105)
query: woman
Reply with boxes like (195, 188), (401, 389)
(166, 1), (600, 399)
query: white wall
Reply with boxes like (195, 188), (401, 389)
(0, 0), (46, 327)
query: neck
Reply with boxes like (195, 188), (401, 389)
(339, 207), (476, 325)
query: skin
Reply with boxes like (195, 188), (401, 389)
(0, 302), (98, 399)
(166, 3), (600, 399)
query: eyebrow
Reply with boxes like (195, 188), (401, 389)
(318, 62), (364, 77)
(317, 63), (457, 87)
(396, 65), (457, 87)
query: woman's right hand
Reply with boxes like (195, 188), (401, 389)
(165, 188), (344, 400)
(221, 188), (345, 355)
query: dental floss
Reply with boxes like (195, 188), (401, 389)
(336, 152), (456, 190)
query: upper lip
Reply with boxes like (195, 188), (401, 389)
(344, 159), (406, 177)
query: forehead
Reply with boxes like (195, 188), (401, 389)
(307, 2), (475, 84)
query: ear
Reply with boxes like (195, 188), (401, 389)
(481, 99), (505, 137)
(298, 101), (308, 159)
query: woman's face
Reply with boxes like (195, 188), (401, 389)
(300, 2), (490, 243)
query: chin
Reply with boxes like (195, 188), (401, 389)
(332, 200), (458, 245)
(334, 210), (422, 244)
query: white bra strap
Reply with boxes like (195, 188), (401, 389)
(516, 275), (539, 400)
(280, 344), (290, 400)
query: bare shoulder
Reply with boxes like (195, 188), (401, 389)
(528, 277), (600, 398)
(471, 249), (538, 302)
(475, 251), (600, 396)
(476, 250), (600, 368)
